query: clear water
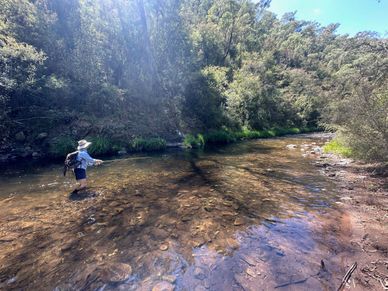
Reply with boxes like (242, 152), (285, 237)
(0, 134), (352, 290)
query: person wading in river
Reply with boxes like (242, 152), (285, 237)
(73, 139), (103, 191)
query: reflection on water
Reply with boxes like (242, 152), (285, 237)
(0, 134), (351, 290)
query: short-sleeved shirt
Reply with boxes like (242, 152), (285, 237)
(76, 150), (95, 170)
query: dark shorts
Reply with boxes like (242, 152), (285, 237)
(74, 168), (86, 180)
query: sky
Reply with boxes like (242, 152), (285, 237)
(267, 0), (388, 36)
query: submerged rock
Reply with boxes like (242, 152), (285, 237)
(100, 262), (132, 283)
(152, 281), (175, 291)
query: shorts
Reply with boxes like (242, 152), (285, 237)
(74, 168), (86, 180)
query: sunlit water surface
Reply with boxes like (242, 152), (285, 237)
(0, 134), (353, 290)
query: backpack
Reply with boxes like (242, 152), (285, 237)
(63, 151), (81, 176)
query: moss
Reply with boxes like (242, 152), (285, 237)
(323, 139), (353, 157)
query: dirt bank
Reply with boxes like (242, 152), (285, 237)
(315, 154), (388, 290)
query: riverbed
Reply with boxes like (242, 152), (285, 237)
(0, 133), (357, 290)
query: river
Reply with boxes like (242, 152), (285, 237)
(0, 133), (354, 290)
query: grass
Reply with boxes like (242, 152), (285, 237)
(88, 136), (114, 156)
(130, 137), (167, 152)
(323, 139), (353, 157)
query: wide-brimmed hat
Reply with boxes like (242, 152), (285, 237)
(77, 139), (92, 150)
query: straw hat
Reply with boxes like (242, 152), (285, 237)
(77, 139), (92, 150)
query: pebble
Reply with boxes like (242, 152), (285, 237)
(159, 243), (169, 251)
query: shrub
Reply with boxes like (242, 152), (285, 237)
(323, 139), (353, 157)
(183, 134), (205, 148)
(131, 137), (166, 152)
(49, 136), (75, 158)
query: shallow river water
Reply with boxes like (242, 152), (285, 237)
(0, 134), (354, 290)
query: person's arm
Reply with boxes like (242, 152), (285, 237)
(81, 151), (97, 166)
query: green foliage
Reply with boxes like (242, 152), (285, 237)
(131, 138), (167, 152)
(49, 136), (75, 158)
(323, 139), (353, 158)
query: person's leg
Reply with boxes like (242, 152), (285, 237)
(74, 168), (87, 191)
(78, 178), (87, 190)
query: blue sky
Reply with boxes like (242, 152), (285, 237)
(267, 0), (388, 36)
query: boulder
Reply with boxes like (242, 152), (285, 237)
(32, 152), (40, 158)
(118, 149), (127, 155)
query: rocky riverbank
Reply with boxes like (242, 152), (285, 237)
(314, 153), (388, 290)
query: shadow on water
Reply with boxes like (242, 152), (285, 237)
(0, 134), (351, 290)
(68, 188), (102, 201)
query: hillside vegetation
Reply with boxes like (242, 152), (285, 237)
(0, 0), (387, 160)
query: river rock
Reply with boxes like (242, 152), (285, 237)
(313, 146), (322, 153)
(152, 281), (175, 291)
(36, 132), (48, 140)
(15, 131), (25, 141)
(233, 217), (245, 226)
(159, 243), (169, 251)
(286, 144), (297, 149)
(100, 262), (132, 283)
(118, 149), (127, 155)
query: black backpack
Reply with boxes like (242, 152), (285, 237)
(63, 151), (81, 176)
